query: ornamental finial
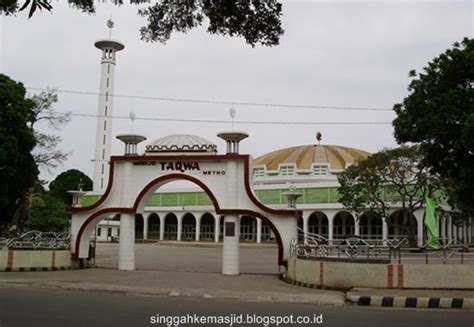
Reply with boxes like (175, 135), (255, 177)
(316, 131), (322, 145)
(107, 19), (114, 38)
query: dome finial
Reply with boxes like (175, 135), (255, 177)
(316, 131), (322, 145)
(107, 18), (114, 38)
(229, 107), (236, 131)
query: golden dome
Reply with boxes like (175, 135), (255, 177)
(253, 144), (370, 171)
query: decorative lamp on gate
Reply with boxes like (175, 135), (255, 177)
(116, 134), (147, 155)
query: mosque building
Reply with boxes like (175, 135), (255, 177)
(81, 26), (472, 249)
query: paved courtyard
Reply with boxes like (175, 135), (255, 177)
(95, 242), (280, 274)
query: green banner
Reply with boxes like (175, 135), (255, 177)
(424, 196), (440, 249)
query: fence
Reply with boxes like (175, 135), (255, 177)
(2, 231), (71, 250)
(292, 229), (472, 264)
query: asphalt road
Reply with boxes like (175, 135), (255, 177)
(0, 287), (472, 327)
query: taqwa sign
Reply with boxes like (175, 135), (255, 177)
(133, 161), (225, 176)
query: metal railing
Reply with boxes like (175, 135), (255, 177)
(291, 229), (472, 264)
(3, 231), (71, 250)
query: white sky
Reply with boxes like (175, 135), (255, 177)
(1, 0), (472, 184)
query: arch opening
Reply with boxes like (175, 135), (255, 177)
(164, 213), (178, 240)
(147, 213), (160, 240)
(308, 211), (329, 238)
(359, 211), (383, 240)
(200, 213), (215, 241)
(333, 211), (355, 239)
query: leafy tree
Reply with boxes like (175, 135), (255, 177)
(24, 186), (45, 229)
(13, 89), (70, 233)
(1, 0), (284, 47)
(49, 169), (93, 205)
(28, 193), (70, 232)
(393, 38), (474, 220)
(337, 146), (442, 246)
(0, 74), (38, 235)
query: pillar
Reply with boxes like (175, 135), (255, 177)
(222, 215), (240, 275)
(417, 211), (424, 247)
(159, 215), (165, 241)
(143, 214), (148, 240)
(195, 214), (201, 242)
(354, 215), (360, 236)
(382, 219), (388, 240)
(328, 212), (334, 244)
(256, 218), (262, 244)
(447, 216), (452, 243)
(221, 156), (240, 275)
(177, 215), (183, 241)
(119, 213), (135, 270)
(303, 213), (309, 236)
(214, 215), (220, 243)
(440, 216), (446, 244)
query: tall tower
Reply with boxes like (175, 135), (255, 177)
(92, 20), (124, 192)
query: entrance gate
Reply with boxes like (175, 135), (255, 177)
(69, 132), (301, 275)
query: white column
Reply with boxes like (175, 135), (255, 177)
(256, 218), (262, 244)
(119, 213), (135, 270)
(440, 216), (446, 244)
(354, 215), (360, 236)
(195, 214), (201, 242)
(222, 215), (240, 275)
(417, 211), (424, 247)
(214, 215), (220, 243)
(327, 212), (334, 244)
(143, 214), (148, 240)
(382, 219), (388, 241)
(453, 224), (458, 242)
(447, 216), (452, 242)
(303, 212), (310, 243)
(177, 215), (183, 241)
(159, 214), (165, 241)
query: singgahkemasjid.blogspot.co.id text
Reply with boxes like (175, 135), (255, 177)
(150, 313), (324, 326)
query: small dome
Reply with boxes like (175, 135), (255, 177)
(254, 144), (370, 171)
(145, 134), (217, 153)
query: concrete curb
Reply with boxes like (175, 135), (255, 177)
(1, 266), (72, 272)
(346, 292), (474, 309)
(280, 274), (349, 292)
(281, 274), (474, 310)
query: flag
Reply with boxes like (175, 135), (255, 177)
(424, 196), (440, 249)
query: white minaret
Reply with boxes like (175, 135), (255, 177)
(92, 20), (124, 192)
